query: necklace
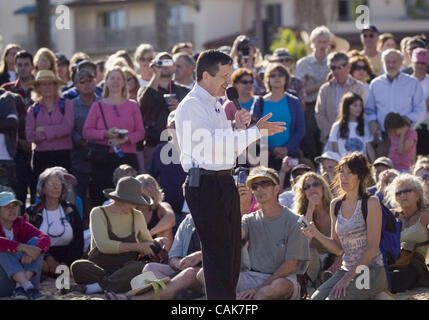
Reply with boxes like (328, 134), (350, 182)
(403, 209), (420, 228)
(45, 207), (67, 238)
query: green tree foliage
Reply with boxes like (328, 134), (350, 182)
(269, 28), (308, 62)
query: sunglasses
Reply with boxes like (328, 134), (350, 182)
(395, 188), (413, 197)
(303, 181), (321, 191)
(353, 65), (367, 71)
(251, 180), (275, 190)
(139, 57), (154, 62)
(422, 174), (429, 181)
(363, 34), (376, 38)
(269, 72), (286, 78)
(330, 64), (347, 71)
(79, 77), (94, 84)
(238, 80), (253, 85)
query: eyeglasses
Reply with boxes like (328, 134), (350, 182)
(303, 181), (321, 191)
(238, 80), (253, 85)
(112, 105), (120, 117)
(79, 77), (94, 84)
(251, 180), (275, 190)
(353, 65), (367, 71)
(330, 64), (347, 71)
(395, 188), (413, 197)
(363, 34), (376, 38)
(269, 72), (285, 78)
(139, 57), (153, 62)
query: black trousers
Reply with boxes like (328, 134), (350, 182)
(184, 174), (241, 300)
(32, 149), (72, 180)
(301, 101), (322, 162)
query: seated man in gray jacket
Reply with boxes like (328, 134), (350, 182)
(237, 166), (310, 300)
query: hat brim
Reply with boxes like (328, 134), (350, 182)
(102, 188), (153, 206)
(27, 78), (67, 89)
(246, 174), (278, 189)
(374, 161), (392, 168)
(0, 199), (23, 207)
(127, 277), (170, 296)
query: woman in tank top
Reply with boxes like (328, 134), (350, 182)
(385, 173), (429, 292)
(301, 152), (388, 300)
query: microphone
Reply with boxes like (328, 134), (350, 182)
(226, 87), (242, 111)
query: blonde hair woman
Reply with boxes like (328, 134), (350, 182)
(33, 48), (58, 76)
(122, 66), (140, 101)
(26, 70), (74, 179)
(0, 43), (22, 85)
(385, 173), (429, 293)
(83, 66), (145, 206)
(135, 174), (175, 251)
(292, 172), (339, 290)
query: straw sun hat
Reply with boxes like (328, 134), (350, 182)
(127, 271), (170, 296)
(27, 70), (66, 88)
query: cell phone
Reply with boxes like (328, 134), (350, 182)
(154, 59), (174, 67)
(297, 215), (309, 229)
(238, 169), (247, 185)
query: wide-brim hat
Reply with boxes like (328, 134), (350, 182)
(330, 36), (350, 53)
(27, 70), (66, 88)
(268, 48), (294, 62)
(373, 156), (393, 168)
(102, 176), (153, 206)
(127, 271), (170, 296)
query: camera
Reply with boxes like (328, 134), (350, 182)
(237, 37), (250, 57)
(115, 128), (128, 138)
(153, 59), (174, 67)
(287, 158), (299, 167)
(297, 215), (309, 229)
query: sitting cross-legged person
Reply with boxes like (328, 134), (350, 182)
(236, 166), (310, 300)
(0, 192), (50, 300)
(70, 177), (157, 294)
(105, 212), (204, 300)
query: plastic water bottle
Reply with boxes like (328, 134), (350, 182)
(113, 145), (125, 159)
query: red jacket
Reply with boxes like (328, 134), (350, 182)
(0, 217), (50, 253)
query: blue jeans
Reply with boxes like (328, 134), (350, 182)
(0, 237), (44, 297)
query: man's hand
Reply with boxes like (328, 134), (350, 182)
(256, 113), (286, 137)
(237, 289), (256, 300)
(104, 127), (119, 139)
(234, 109), (251, 130)
(178, 252), (201, 270)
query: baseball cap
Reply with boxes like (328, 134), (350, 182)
(315, 151), (342, 164)
(77, 60), (96, 71)
(154, 51), (173, 61)
(373, 156), (393, 168)
(74, 69), (95, 83)
(0, 192), (23, 207)
(412, 48), (429, 64)
(361, 25), (379, 34)
(246, 166), (279, 189)
(56, 53), (69, 66)
(291, 164), (313, 178)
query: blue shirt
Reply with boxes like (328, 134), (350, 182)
(241, 97), (255, 111)
(365, 73), (426, 131)
(263, 96), (291, 148)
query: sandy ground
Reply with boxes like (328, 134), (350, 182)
(1, 276), (428, 300)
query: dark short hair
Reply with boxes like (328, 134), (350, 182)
(196, 50), (232, 82)
(384, 112), (408, 131)
(15, 50), (34, 65)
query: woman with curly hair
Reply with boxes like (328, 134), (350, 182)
(292, 172), (340, 291)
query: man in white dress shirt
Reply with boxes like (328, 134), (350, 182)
(175, 49), (285, 299)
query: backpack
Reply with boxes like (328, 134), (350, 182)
(33, 98), (66, 118)
(334, 192), (401, 289)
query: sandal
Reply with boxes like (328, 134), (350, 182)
(104, 291), (132, 300)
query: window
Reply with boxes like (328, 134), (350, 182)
(266, 3), (282, 28)
(98, 10), (126, 29)
(338, 0), (368, 21)
(169, 5), (187, 25)
(406, 0), (429, 19)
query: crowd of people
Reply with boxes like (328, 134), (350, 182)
(0, 23), (428, 300)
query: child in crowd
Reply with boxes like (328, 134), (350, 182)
(328, 92), (375, 162)
(384, 112), (418, 172)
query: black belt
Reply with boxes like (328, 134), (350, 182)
(199, 168), (233, 176)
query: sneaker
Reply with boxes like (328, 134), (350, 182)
(26, 288), (46, 300)
(12, 287), (29, 300)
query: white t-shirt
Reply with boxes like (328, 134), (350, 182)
(39, 206), (74, 247)
(418, 75), (429, 123)
(279, 190), (295, 210)
(2, 227), (14, 240)
(328, 121), (373, 157)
